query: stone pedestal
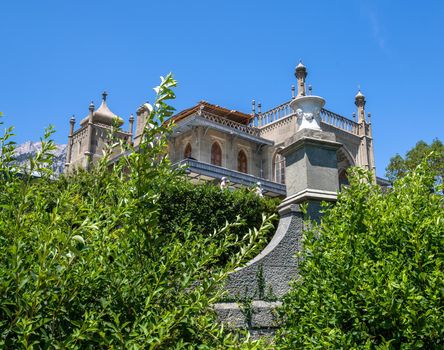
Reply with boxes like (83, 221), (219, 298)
(279, 128), (341, 220)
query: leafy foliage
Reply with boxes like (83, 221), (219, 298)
(277, 166), (444, 349)
(0, 75), (274, 349)
(156, 180), (279, 265)
(386, 138), (444, 182)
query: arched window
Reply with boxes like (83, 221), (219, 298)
(184, 143), (192, 159)
(237, 150), (248, 173)
(211, 142), (222, 166)
(273, 153), (285, 184)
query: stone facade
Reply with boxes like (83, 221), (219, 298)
(65, 63), (377, 194)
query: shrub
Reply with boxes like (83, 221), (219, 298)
(156, 179), (279, 265)
(277, 165), (444, 349)
(0, 75), (274, 349)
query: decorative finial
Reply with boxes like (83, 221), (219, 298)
(308, 84), (313, 95)
(367, 113), (372, 123)
(252, 99), (256, 114)
(102, 91), (108, 101)
(352, 112), (356, 121)
(70, 114), (75, 123)
(296, 60), (306, 70)
(258, 102), (262, 114)
(355, 86), (365, 100)
(291, 85), (295, 98)
(129, 113), (134, 122)
(89, 101), (95, 111)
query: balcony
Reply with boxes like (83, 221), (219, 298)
(174, 159), (286, 197)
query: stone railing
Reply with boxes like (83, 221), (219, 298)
(72, 127), (88, 144)
(320, 108), (359, 135)
(251, 100), (359, 135)
(199, 110), (261, 137)
(93, 124), (131, 141)
(254, 101), (293, 126)
(71, 124), (131, 147)
(174, 158), (286, 197)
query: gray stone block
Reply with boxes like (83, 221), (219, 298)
(214, 301), (282, 330)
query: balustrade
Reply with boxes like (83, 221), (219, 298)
(252, 100), (359, 135)
(199, 111), (261, 137)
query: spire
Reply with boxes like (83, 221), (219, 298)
(294, 60), (308, 96)
(102, 91), (108, 102)
(354, 88), (366, 124)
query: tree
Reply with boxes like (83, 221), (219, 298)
(277, 166), (444, 349)
(0, 75), (274, 349)
(386, 138), (444, 182)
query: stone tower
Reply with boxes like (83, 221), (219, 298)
(65, 92), (133, 172)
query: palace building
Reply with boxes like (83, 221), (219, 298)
(65, 63), (383, 197)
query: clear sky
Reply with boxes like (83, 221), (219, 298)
(1, 0), (443, 177)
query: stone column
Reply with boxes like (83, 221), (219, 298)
(85, 102), (95, 170)
(65, 115), (75, 171)
(279, 128), (341, 220)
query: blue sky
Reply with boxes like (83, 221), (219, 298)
(1, 0), (443, 177)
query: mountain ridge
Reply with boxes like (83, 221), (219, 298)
(14, 141), (67, 175)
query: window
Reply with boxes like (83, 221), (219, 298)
(273, 153), (285, 184)
(237, 150), (248, 173)
(184, 143), (192, 159)
(211, 142), (222, 166)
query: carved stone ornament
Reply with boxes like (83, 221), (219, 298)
(290, 95), (325, 131)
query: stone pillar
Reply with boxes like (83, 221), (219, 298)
(367, 113), (376, 182)
(279, 128), (341, 219)
(128, 114), (134, 145)
(295, 61), (307, 97)
(355, 90), (370, 171)
(85, 102), (95, 170)
(134, 104), (149, 148)
(65, 115), (75, 171)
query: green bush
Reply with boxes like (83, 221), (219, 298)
(277, 165), (444, 349)
(0, 75), (274, 349)
(156, 180), (279, 265)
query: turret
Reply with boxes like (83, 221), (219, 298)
(295, 61), (307, 97)
(354, 88), (375, 180)
(354, 89), (366, 124)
